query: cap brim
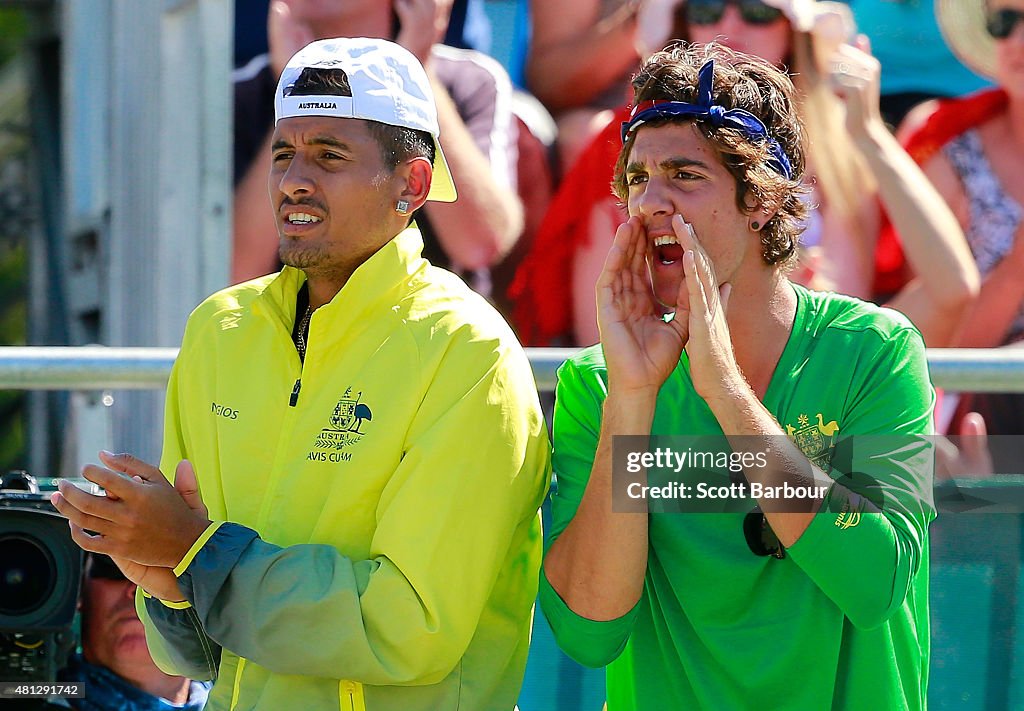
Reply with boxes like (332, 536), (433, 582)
(936, 0), (997, 80)
(427, 138), (457, 202)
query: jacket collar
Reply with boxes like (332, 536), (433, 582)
(256, 226), (428, 336)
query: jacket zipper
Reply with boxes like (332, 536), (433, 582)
(291, 298), (311, 407)
(339, 680), (365, 711)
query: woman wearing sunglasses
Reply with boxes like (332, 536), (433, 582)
(885, 0), (1024, 438)
(511, 0), (976, 353)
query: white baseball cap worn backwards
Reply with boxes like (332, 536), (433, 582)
(275, 37), (457, 203)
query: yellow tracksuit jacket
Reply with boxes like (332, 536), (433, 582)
(138, 228), (551, 710)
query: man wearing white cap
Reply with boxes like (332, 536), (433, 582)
(51, 37), (550, 711)
(232, 0), (522, 293)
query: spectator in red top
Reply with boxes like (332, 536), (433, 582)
(880, 0), (1024, 438)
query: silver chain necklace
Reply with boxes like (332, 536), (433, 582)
(296, 305), (313, 360)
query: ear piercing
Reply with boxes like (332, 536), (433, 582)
(750, 221), (761, 231)
(396, 199), (410, 215)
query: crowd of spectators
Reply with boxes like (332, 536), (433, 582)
(228, 0), (1019, 440)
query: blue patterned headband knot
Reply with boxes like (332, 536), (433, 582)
(621, 59), (794, 180)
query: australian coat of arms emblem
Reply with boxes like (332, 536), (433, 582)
(315, 388), (373, 451)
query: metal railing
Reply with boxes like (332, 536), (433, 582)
(0, 346), (1023, 392)
(3, 345), (1023, 710)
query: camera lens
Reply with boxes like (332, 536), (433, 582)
(0, 535), (56, 616)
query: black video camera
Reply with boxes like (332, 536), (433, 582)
(0, 471), (83, 684)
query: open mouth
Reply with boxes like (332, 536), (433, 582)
(653, 235), (684, 265)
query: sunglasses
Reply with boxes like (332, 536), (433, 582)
(987, 8), (1024, 38)
(685, 0), (785, 27)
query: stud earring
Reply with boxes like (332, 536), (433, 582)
(750, 221), (760, 231)
(396, 199), (410, 215)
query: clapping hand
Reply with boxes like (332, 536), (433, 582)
(52, 453), (211, 600)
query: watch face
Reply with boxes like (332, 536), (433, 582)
(744, 508), (786, 559)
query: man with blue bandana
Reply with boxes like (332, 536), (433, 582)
(541, 42), (935, 709)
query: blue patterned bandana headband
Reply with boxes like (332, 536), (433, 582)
(621, 59), (794, 180)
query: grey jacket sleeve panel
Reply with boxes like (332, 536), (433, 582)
(138, 594), (222, 682)
(137, 522), (259, 681)
(175, 521), (261, 620)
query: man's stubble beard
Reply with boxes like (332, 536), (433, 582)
(279, 239), (353, 287)
(279, 239), (330, 270)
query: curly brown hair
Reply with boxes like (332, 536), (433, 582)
(613, 42), (809, 266)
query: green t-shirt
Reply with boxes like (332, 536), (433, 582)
(541, 284), (936, 710)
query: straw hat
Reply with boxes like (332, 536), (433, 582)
(936, 0), (998, 79)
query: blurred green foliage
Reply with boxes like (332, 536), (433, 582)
(0, 9), (29, 65)
(0, 6), (29, 471)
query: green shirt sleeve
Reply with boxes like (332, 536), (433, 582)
(787, 326), (936, 629)
(540, 353), (641, 667)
